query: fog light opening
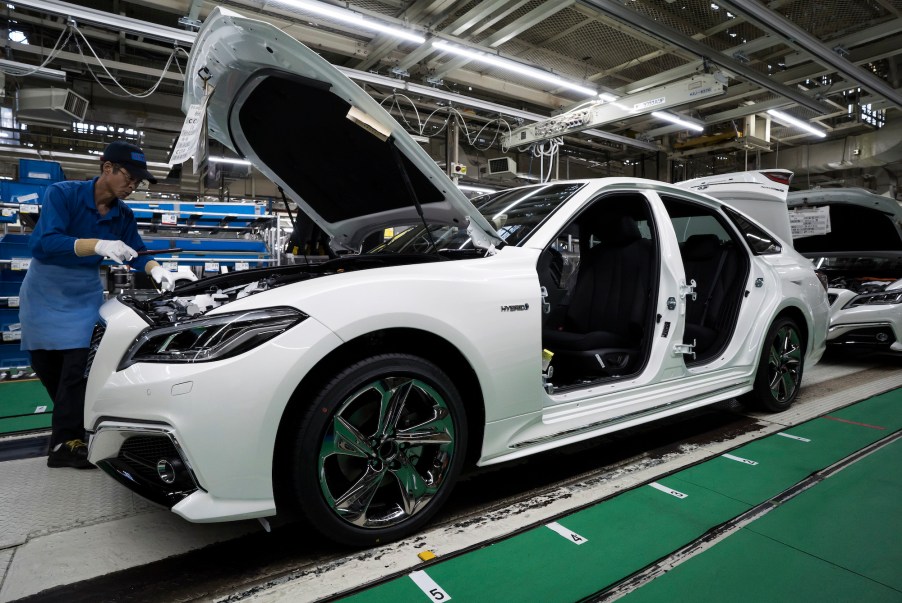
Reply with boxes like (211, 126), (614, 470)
(156, 458), (183, 484)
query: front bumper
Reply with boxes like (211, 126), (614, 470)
(84, 298), (343, 521)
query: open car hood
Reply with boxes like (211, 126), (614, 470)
(184, 7), (500, 251)
(787, 188), (902, 256)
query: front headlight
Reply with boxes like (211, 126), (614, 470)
(118, 307), (307, 370)
(843, 290), (902, 309)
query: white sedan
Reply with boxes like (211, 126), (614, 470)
(84, 7), (829, 547)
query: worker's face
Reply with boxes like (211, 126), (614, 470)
(106, 163), (144, 198)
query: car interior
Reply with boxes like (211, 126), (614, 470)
(540, 193), (658, 387)
(662, 196), (749, 365)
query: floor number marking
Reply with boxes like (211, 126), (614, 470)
(777, 432), (810, 442)
(410, 570), (451, 601)
(546, 521), (589, 545)
(649, 482), (688, 499)
(722, 453), (758, 465)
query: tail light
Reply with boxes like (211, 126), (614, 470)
(815, 270), (829, 292)
(761, 170), (793, 185)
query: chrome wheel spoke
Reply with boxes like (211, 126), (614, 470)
(779, 371), (796, 398)
(395, 408), (453, 446)
(331, 415), (375, 460)
(377, 380), (413, 439)
(333, 466), (386, 525)
(389, 455), (430, 516)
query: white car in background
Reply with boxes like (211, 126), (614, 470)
(788, 187), (902, 354)
(83, 7), (829, 548)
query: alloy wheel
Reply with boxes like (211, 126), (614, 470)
(317, 376), (456, 529)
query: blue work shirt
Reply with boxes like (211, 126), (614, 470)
(19, 178), (152, 350)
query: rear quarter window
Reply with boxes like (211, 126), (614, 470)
(723, 207), (782, 255)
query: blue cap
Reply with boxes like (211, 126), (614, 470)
(101, 140), (157, 184)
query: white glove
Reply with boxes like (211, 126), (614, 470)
(150, 265), (178, 292)
(95, 240), (137, 264)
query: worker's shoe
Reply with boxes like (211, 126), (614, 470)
(47, 439), (95, 469)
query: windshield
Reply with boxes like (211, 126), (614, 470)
(366, 182), (587, 254)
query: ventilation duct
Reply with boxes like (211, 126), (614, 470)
(487, 157), (517, 175)
(773, 119), (902, 181)
(15, 87), (89, 126)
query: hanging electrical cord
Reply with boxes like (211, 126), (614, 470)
(379, 92), (515, 152)
(0, 26), (72, 78)
(68, 20), (181, 99)
(530, 138), (562, 183)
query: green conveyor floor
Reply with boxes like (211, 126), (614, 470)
(340, 388), (902, 602)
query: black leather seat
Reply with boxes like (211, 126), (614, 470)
(543, 215), (654, 381)
(681, 234), (740, 356)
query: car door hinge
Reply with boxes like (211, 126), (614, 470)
(679, 279), (697, 301)
(540, 285), (550, 314)
(673, 340), (696, 359)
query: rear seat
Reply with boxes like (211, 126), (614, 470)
(681, 234), (741, 356)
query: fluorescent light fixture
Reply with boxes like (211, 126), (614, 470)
(208, 156), (253, 165)
(651, 111), (704, 132)
(458, 184), (497, 194)
(766, 109), (827, 138)
(274, 0), (425, 43)
(0, 58), (67, 81)
(599, 92), (618, 102)
(432, 40), (598, 97)
(12, 0), (196, 44)
(336, 67), (659, 152)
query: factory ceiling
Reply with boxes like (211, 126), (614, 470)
(1, 0), (900, 197)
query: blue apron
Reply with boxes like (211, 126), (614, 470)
(19, 258), (104, 350)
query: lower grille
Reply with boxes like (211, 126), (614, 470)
(96, 432), (199, 508)
(833, 326), (896, 347)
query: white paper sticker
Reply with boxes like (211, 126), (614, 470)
(722, 453), (758, 466)
(409, 570), (451, 601)
(777, 432), (811, 442)
(20, 204), (40, 214)
(204, 262), (220, 273)
(649, 482), (688, 499)
(162, 261), (179, 271)
(27, 171), (51, 179)
(8, 296), (19, 308)
(2, 331), (21, 341)
(546, 521), (589, 545)
(162, 213), (178, 225)
(170, 91), (212, 165)
(10, 258), (31, 271)
(1, 208), (13, 217)
(34, 406), (48, 413)
(16, 193), (39, 203)
(789, 206), (831, 239)
(235, 262), (250, 271)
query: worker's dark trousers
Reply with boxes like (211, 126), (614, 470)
(28, 348), (90, 449)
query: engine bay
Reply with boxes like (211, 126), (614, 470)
(119, 252), (451, 326)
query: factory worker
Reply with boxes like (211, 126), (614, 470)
(19, 140), (187, 468)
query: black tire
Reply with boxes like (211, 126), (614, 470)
(740, 317), (804, 412)
(288, 353), (466, 548)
